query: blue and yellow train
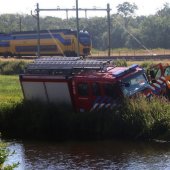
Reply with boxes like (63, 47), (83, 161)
(0, 29), (92, 57)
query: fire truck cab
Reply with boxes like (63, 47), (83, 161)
(20, 57), (152, 112)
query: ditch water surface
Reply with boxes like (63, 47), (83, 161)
(4, 139), (170, 170)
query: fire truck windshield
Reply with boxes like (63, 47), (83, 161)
(121, 73), (148, 96)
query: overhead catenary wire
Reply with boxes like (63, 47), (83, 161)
(33, 2), (111, 58)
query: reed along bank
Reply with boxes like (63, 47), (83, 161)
(1, 94), (170, 141)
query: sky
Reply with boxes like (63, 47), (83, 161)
(0, 0), (169, 18)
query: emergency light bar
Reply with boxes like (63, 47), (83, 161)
(113, 64), (139, 78)
(128, 64), (138, 70)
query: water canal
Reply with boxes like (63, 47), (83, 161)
(5, 140), (170, 170)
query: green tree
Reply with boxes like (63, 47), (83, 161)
(116, 2), (138, 28)
(157, 3), (170, 17)
(84, 17), (107, 50)
(117, 2), (138, 18)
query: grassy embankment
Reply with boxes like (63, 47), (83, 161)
(0, 75), (22, 107)
(1, 59), (170, 141)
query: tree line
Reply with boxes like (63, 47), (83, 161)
(0, 2), (170, 50)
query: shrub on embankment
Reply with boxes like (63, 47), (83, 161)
(1, 97), (170, 141)
(0, 60), (29, 75)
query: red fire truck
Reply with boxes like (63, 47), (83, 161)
(20, 57), (154, 112)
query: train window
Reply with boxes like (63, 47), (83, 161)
(103, 83), (118, 99)
(92, 82), (101, 96)
(77, 83), (89, 96)
(165, 67), (170, 76)
(79, 37), (91, 44)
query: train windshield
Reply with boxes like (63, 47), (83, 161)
(121, 72), (148, 97)
(79, 32), (91, 45)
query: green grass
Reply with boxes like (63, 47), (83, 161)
(0, 75), (23, 107)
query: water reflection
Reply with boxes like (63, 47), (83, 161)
(6, 140), (170, 170)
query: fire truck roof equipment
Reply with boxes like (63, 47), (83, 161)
(26, 57), (111, 75)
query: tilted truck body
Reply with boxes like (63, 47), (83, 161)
(20, 57), (154, 112)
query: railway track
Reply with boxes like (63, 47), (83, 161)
(89, 54), (170, 61)
(1, 54), (170, 61)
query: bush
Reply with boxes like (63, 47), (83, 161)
(140, 61), (153, 69)
(0, 61), (29, 75)
(112, 59), (127, 67)
(120, 97), (170, 139)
